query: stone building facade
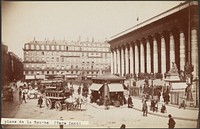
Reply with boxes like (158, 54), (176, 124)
(23, 39), (111, 79)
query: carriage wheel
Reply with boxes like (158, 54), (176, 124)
(46, 98), (53, 109)
(55, 101), (62, 111)
(67, 103), (74, 111)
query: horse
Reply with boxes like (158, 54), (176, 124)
(74, 95), (84, 111)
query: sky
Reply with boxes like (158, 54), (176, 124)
(2, 1), (185, 59)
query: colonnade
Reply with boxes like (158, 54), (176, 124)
(111, 28), (198, 78)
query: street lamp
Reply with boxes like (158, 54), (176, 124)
(193, 77), (199, 107)
(184, 62), (194, 101)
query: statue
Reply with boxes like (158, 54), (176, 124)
(185, 84), (193, 101)
(184, 62), (194, 101)
(184, 62), (194, 75)
(168, 62), (179, 74)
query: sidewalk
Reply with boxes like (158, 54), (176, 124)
(65, 84), (198, 121)
(87, 96), (198, 122)
(1, 82), (21, 118)
(131, 97), (198, 121)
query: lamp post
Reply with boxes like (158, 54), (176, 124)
(184, 62), (194, 101)
(194, 77), (199, 107)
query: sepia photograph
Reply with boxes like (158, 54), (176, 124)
(1, 1), (199, 128)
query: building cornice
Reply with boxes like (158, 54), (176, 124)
(108, 1), (198, 42)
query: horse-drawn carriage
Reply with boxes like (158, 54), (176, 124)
(45, 86), (83, 111)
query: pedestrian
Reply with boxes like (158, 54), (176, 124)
(120, 124), (126, 129)
(77, 85), (81, 95)
(127, 95), (133, 108)
(19, 88), (22, 100)
(168, 114), (176, 129)
(38, 96), (43, 108)
(158, 90), (161, 102)
(104, 95), (109, 110)
(142, 100), (148, 116)
(22, 92), (27, 103)
(161, 104), (166, 113)
(179, 100), (186, 109)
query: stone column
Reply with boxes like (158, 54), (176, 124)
(161, 35), (166, 74)
(111, 50), (114, 74)
(135, 44), (139, 74)
(179, 31), (185, 71)
(125, 46), (129, 75)
(153, 38), (158, 73)
(146, 40), (151, 73)
(191, 29), (198, 77)
(113, 49), (117, 74)
(130, 45), (134, 74)
(140, 42), (145, 73)
(169, 33), (175, 68)
(117, 48), (121, 75)
(121, 47), (125, 76)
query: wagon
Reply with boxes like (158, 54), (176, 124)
(45, 87), (70, 111)
(2, 86), (13, 101)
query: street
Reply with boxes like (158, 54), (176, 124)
(2, 84), (198, 128)
(1, 84), (21, 118)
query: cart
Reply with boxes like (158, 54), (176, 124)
(45, 87), (70, 111)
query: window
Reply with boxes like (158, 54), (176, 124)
(36, 45), (40, 50)
(31, 45), (34, 50)
(42, 51), (44, 55)
(46, 45), (50, 50)
(56, 57), (59, 62)
(42, 65), (45, 70)
(61, 46), (64, 50)
(41, 45), (44, 50)
(66, 46), (68, 51)
(105, 53), (107, 58)
(61, 57), (64, 62)
(51, 45), (55, 50)
(56, 65), (59, 69)
(56, 45), (59, 50)
(25, 45), (29, 49)
(46, 57), (49, 62)
(25, 57), (29, 61)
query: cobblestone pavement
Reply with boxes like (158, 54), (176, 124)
(1, 83), (21, 118)
(2, 84), (198, 128)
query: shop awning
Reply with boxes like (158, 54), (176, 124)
(89, 83), (103, 91)
(108, 83), (125, 92)
(25, 75), (35, 80)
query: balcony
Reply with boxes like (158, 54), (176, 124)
(23, 60), (46, 63)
